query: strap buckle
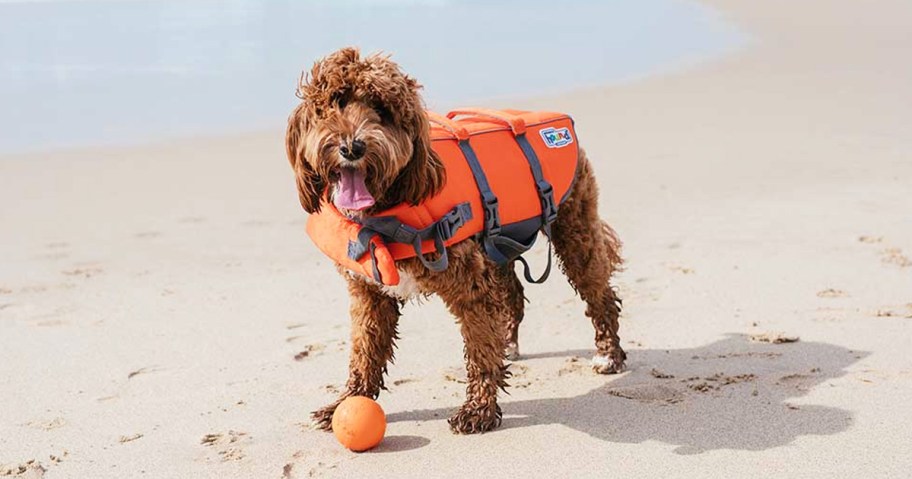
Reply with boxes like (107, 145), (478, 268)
(536, 180), (558, 225)
(481, 191), (502, 237)
(436, 203), (470, 241)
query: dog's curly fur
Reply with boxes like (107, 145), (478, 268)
(286, 48), (625, 434)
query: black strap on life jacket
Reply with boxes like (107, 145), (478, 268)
(347, 202), (473, 282)
(347, 131), (561, 285)
(513, 132), (558, 284)
(457, 135), (558, 284)
(457, 140), (510, 266)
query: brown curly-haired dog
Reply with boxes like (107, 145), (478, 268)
(285, 47), (624, 434)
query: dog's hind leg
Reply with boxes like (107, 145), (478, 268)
(497, 263), (526, 360)
(550, 149), (626, 374)
(311, 273), (401, 430)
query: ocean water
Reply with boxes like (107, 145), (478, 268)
(0, 0), (744, 154)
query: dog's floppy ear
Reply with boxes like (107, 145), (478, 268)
(402, 108), (445, 204)
(286, 102), (325, 213)
(394, 78), (445, 206)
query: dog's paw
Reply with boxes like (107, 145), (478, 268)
(504, 341), (521, 361)
(591, 353), (626, 374)
(447, 402), (503, 434)
(310, 404), (337, 431)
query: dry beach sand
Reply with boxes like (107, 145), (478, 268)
(2, 0), (912, 477)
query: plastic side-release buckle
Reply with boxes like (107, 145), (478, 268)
(481, 191), (502, 237)
(536, 180), (558, 225)
(435, 202), (473, 241)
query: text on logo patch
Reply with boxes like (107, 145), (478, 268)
(539, 127), (573, 148)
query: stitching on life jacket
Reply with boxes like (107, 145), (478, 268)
(429, 115), (573, 142)
(416, 203), (435, 227)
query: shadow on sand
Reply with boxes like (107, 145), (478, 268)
(371, 435), (431, 453)
(388, 334), (863, 455)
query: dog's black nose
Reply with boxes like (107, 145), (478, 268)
(340, 139), (366, 160)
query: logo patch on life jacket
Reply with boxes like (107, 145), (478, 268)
(539, 127), (573, 148)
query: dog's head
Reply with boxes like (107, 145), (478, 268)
(286, 47), (445, 217)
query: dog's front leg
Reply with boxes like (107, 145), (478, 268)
(428, 252), (511, 434)
(311, 274), (401, 431)
(447, 309), (509, 434)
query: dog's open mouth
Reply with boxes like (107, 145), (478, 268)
(332, 167), (375, 211)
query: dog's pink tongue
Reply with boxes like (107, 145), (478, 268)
(334, 168), (375, 211)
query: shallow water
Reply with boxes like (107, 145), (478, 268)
(0, 0), (744, 153)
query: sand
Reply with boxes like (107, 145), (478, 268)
(2, 0), (912, 477)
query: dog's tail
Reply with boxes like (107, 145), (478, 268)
(601, 220), (624, 274)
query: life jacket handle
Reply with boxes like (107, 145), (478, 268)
(427, 111), (469, 140)
(447, 107), (526, 136)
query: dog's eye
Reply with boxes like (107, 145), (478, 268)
(331, 91), (349, 109)
(373, 105), (392, 123)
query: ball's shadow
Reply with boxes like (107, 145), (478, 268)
(388, 334), (864, 455)
(371, 435), (431, 453)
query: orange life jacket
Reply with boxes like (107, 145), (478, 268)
(306, 107), (579, 286)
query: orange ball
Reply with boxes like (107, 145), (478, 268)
(331, 396), (386, 452)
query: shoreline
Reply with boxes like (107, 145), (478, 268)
(0, 42), (741, 160)
(0, 0), (742, 156)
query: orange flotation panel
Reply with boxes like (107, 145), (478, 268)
(306, 108), (579, 286)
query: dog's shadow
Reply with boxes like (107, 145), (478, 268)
(388, 334), (864, 455)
